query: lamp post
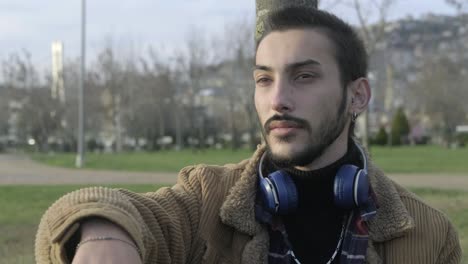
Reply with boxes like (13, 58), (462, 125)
(76, 0), (86, 168)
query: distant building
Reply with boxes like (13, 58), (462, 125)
(51, 41), (65, 103)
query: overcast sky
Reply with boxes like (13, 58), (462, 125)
(0, 0), (459, 71)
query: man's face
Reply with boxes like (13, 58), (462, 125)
(254, 29), (350, 168)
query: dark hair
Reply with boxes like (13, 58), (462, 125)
(256, 7), (368, 86)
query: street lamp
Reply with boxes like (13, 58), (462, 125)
(76, 0), (86, 168)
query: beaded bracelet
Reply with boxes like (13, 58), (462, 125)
(76, 236), (141, 255)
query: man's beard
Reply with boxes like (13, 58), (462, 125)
(262, 92), (348, 168)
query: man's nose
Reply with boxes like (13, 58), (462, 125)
(271, 79), (294, 113)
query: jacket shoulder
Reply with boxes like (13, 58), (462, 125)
(393, 182), (453, 228)
(389, 182), (462, 263)
(176, 158), (250, 189)
(368, 161), (461, 263)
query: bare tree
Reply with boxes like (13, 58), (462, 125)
(321, 0), (397, 149)
(409, 58), (468, 146)
(0, 87), (12, 143)
(0, 51), (59, 151)
(59, 59), (80, 151)
(1, 50), (39, 90)
(346, 0), (395, 55)
(446, 0), (468, 12)
(178, 29), (214, 150)
(0, 80), (29, 148)
(217, 18), (258, 150)
(17, 85), (63, 151)
(318, 0), (342, 9)
(129, 49), (183, 150)
(93, 47), (127, 152)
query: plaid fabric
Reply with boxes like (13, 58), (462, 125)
(266, 217), (302, 264)
(339, 199), (377, 264)
(255, 193), (378, 264)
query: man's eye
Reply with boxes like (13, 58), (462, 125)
(294, 73), (315, 80)
(256, 77), (272, 85)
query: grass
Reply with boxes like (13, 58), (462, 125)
(32, 148), (253, 172)
(31, 145), (468, 174)
(369, 145), (468, 174)
(0, 184), (165, 264)
(0, 185), (466, 263)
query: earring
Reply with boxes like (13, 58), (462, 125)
(352, 112), (358, 122)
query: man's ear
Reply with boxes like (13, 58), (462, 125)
(349, 77), (371, 115)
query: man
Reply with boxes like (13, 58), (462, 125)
(35, 7), (461, 264)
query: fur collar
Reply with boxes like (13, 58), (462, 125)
(220, 144), (415, 263)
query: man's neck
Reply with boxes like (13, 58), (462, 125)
(294, 132), (349, 171)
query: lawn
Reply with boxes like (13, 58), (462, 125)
(32, 145), (468, 174)
(369, 145), (468, 173)
(0, 185), (466, 263)
(32, 148), (254, 172)
(0, 184), (164, 264)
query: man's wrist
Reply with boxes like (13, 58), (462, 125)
(72, 221), (143, 264)
(76, 236), (141, 256)
(80, 217), (133, 241)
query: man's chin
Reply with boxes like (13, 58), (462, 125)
(267, 138), (295, 154)
(266, 139), (326, 168)
(267, 143), (303, 166)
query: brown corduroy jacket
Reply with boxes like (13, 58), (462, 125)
(35, 145), (462, 264)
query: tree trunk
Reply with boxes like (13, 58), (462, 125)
(229, 96), (240, 150)
(256, 0), (318, 40)
(256, 0), (317, 12)
(245, 103), (259, 151)
(174, 105), (184, 150)
(114, 95), (123, 153)
(157, 104), (166, 150)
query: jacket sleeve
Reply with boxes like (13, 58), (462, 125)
(436, 220), (462, 264)
(35, 165), (209, 264)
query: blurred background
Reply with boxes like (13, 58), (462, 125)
(0, 0), (467, 154)
(1, 0), (468, 263)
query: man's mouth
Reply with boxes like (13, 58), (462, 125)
(268, 121), (302, 134)
(264, 114), (310, 137)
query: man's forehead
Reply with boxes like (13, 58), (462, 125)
(255, 29), (334, 71)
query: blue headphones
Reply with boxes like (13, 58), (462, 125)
(258, 141), (369, 214)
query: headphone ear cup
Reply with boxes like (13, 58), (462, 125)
(334, 165), (360, 209)
(258, 175), (279, 213)
(269, 170), (298, 214)
(354, 170), (369, 207)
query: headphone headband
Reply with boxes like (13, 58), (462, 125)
(258, 149), (267, 179)
(353, 139), (368, 174)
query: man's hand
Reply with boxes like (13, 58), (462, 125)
(72, 218), (142, 264)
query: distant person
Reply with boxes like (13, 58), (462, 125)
(35, 7), (461, 264)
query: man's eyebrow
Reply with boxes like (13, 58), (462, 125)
(285, 59), (321, 72)
(253, 65), (273, 72)
(253, 59), (321, 72)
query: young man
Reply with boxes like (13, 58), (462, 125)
(35, 8), (461, 264)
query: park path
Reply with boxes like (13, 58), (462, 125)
(0, 154), (467, 191)
(0, 154), (177, 185)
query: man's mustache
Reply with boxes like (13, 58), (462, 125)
(264, 114), (310, 134)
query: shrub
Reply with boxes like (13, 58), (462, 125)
(373, 126), (388, 146)
(391, 107), (410, 145)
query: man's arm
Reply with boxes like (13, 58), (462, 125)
(72, 218), (142, 264)
(35, 165), (206, 264)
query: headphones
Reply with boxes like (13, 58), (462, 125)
(257, 140), (369, 214)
